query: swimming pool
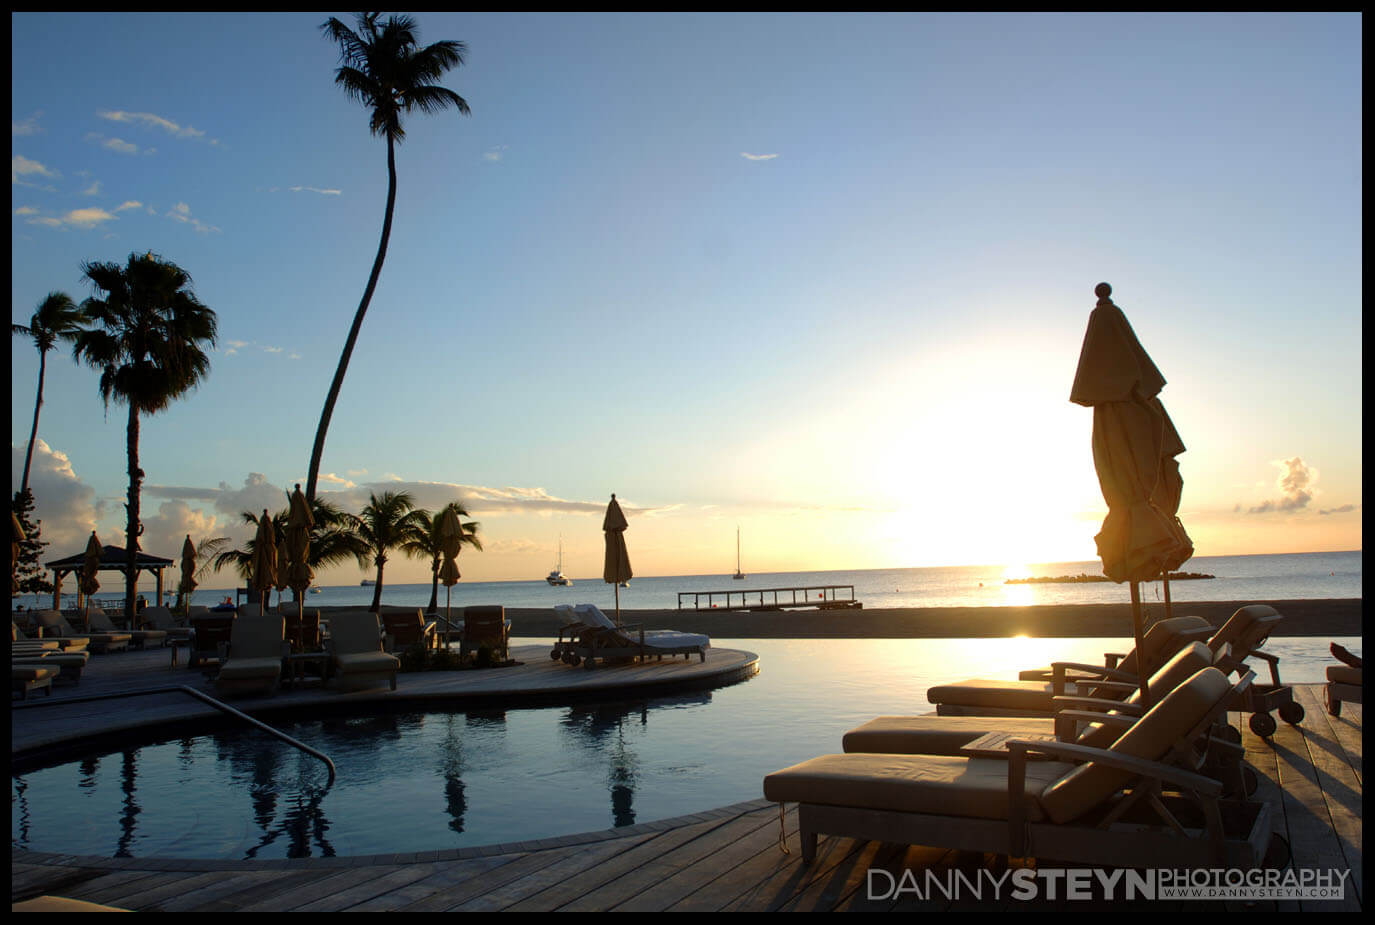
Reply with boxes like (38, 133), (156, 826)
(11, 636), (1356, 860)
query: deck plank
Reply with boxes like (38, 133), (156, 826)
(446, 834), (660, 912)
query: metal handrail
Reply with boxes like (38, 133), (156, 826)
(13, 684), (336, 783)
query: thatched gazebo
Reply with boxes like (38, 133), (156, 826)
(46, 544), (174, 613)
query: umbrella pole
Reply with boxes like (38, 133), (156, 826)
(1130, 581), (1151, 708)
(615, 582), (621, 627)
(446, 586), (452, 649)
(1161, 570), (1173, 619)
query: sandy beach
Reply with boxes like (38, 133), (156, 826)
(326, 597), (1361, 640)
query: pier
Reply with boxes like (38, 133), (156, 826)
(677, 585), (861, 612)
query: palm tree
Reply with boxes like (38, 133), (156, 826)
(307, 13), (470, 505)
(401, 501), (483, 614)
(12, 292), (87, 498)
(72, 252), (217, 618)
(212, 498), (367, 602)
(353, 490), (431, 612)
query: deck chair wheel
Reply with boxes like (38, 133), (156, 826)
(550, 649), (561, 660)
(583, 657), (596, 670)
(1249, 711), (1277, 738)
(1325, 686), (1341, 717)
(1278, 701), (1305, 725)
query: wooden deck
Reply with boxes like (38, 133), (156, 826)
(11, 665), (1360, 911)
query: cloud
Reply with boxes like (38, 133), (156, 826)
(289, 185), (342, 196)
(12, 154), (58, 183)
(13, 205), (39, 216)
(318, 473), (357, 489)
(166, 201), (220, 234)
(97, 109), (206, 140)
(484, 145), (508, 162)
(11, 440), (100, 554)
(85, 133), (142, 155)
(82, 180), (102, 196)
(213, 473), (290, 519)
(138, 499), (222, 561)
(1246, 457), (1318, 514)
(740, 152), (778, 161)
(1319, 504), (1357, 516)
(60, 207), (118, 229)
(114, 200), (142, 212)
(12, 112), (43, 136)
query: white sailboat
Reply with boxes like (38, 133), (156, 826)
(546, 535), (572, 586)
(733, 527), (746, 580)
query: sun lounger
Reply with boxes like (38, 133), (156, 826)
(765, 667), (1272, 869)
(459, 605), (511, 662)
(12, 665), (58, 699)
(12, 648), (91, 686)
(88, 605), (167, 650)
(140, 605), (193, 640)
(382, 609), (438, 653)
(557, 603), (709, 670)
(327, 611), (399, 691)
(12, 622), (60, 651)
(34, 609), (129, 654)
(1016, 615), (1214, 681)
(187, 613), (236, 669)
(215, 613), (287, 696)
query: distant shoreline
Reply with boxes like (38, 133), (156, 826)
(310, 598), (1362, 640)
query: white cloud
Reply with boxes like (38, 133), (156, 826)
(12, 154), (58, 183)
(60, 207), (117, 229)
(11, 440), (100, 555)
(82, 180), (102, 196)
(114, 200), (142, 212)
(13, 205), (39, 215)
(12, 112), (43, 136)
(97, 109), (206, 140)
(1247, 457), (1319, 514)
(165, 201), (220, 234)
(96, 135), (140, 155)
(484, 145), (508, 162)
(289, 185), (342, 196)
(740, 152), (778, 161)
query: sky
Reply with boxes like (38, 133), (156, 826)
(11, 12), (1363, 590)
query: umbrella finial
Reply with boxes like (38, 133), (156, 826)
(1095, 282), (1113, 304)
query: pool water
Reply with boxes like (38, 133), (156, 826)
(11, 636), (1357, 860)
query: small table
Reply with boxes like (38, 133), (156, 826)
(284, 651), (330, 689)
(959, 731), (1061, 760)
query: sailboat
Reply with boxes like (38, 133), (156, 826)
(546, 535), (572, 586)
(733, 527), (746, 580)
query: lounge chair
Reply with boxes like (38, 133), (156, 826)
(1325, 643), (1362, 718)
(12, 622), (61, 651)
(187, 612), (236, 669)
(12, 644), (91, 686)
(88, 605), (168, 650)
(1016, 615), (1214, 681)
(764, 667), (1272, 869)
(557, 603), (709, 670)
(928, 607), (1282, 716)
(327, 611), (399, 691)
(275, 603), (324, 653)
(215, 613), (287, 696)
(459, 605), (510, 663)
(382, 609), (438, 653)
(12, 665), (58, 699)
(140, 605), (193, 640)
(34, 609), (130, 654)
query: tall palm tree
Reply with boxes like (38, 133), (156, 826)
(307, 13), (470, 504)
(71, 252), (217, 618)
(352, 490), (431, 612)
(401, 501), (483, 614)
(12, 292), (87, 498)
(212, 498), (367, 602)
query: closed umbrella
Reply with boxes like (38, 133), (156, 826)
(80, 531), (102, 632)
(179, 534), (197, 618)
(603, 494), (632, 626)
(437, 505), (463, 643)
(1071, 282), (1193, 707)
(251, 510), (278, 617)
(284, 484), (315, 649)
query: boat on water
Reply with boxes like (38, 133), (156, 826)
(308, 586), (322, 594)
(360, 579), (376, 587)
(733, 527), (746, 580)
(546, 536), (572, 586)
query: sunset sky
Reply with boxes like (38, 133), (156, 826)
(12, 12), (1361, 589)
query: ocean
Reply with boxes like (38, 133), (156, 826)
(91, 549), (1356, 615)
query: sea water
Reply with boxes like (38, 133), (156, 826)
(97, 549), (1361, 614)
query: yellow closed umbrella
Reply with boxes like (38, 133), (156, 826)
(284, 484), (315, 648)
(80, 531), (102, 632)
(251, 510), (278, 616)
(602, 494), (632, 626)
(179, 534), (197, 618)
(1071, 282), (1193, 707)
(437, 505), (463, 640)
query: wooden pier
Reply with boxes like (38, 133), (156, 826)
(677, 585), (861, 612)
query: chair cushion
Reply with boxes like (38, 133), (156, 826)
(1327, 665), (1362, 686)
(217, 657), (284, 680)
(12, 666), (58, 681)
(843, 715), (1051, 756)
(1038, 667), (1231, 824)
(763, 753), (1075, 822)
(927, 679), (1056, 712)
(334, 652), (399, 674)
(643, 631), (709, 651)
(330, 611), (384, 654)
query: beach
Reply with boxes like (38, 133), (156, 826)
(329, 597), (1362, 640)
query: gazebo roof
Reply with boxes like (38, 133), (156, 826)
(47, 544), (175, 571)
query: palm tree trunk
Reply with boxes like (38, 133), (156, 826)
(306, 136), (398, 504)
(125, 402), (142, 619)
(428, 552), (440, 614)
(20, 348), (47, 498)
(370, 556), (385, 612)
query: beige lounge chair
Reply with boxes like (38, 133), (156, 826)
(764, 667), (1271, 869)
(459, 605), (511, 663)
(89, 605), (167, 650)
(12, 665), (58, 699)
(928, 608), (1281, 716)
(327, 611), (399, 691)
(1016, 615), (1214, 681)
(1325, 643), (1362, 718)
(215, 614), (286, 696)
(558, 603), (708, 670)
(34, 609), (129, 654)
(382, 609), (438, 653)
(12, 648), (90, 685)
(140, 605), (193, 640)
